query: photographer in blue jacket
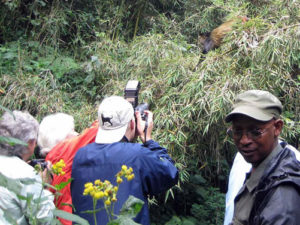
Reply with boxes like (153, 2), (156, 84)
(71, 96), (178, 225)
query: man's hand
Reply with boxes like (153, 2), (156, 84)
(135, 110), (153, 143)
(40, 161), (53, 185)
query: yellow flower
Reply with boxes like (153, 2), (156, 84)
(111, 193), (117, 202)
(94, 191), (104, 199)
(94, 179), (102, 185)
(116, 177), (123, 184)
(117, 171), (124, 177)
(56, 159), (65, 168)
(87, 186), (94, 192)
(52, 159), (66, 176)
(113, 186), (118, 192)
(90, 190), (96, 197)
(82, 165), (135, 207)
(127, 174), (135, 181)
(83, 185), (94, 196)
(85, 182), (93, 188)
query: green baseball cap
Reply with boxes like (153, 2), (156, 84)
(225, 90), (283, 122)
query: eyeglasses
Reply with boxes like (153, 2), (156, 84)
(227, 124), (273, 141)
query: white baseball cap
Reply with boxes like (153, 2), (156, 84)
(95, 96), (134, 144)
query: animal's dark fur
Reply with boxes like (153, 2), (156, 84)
(194, 16), (248, 70)
(202, 34), (214, 54)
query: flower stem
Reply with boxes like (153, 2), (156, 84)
(93, 199), (98, 225)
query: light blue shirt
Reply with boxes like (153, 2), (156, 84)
(0, 155), (54, 225)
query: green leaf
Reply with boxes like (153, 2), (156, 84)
(190, 174), (206, 185)
(107, 221), (119, 225)
(43, 182), (59, 191)
(55, 178), (73, 191)
(53, 209), (89, 225)
(84, 73), (95, 83)
(30, 19), (41, 26)
(182, 217), (197, 225)
(119, 195), (144, 217)
(105, 196), (144, 225)
(17, 194), (32, 201)
(50, 218), (63, 225)
(108, 215), (141, 225)
(0, 172), (22, 193)
(3, 52), (17, 60)
(60, 202), (75, 212)
(33, 196), (50, 204)
(165, 215), (181, 225)
(194, 187), (207, 199)
(38, 0), (46, 7)
(80, 206), (104, 214)
(0, 136), (28, 147)
(19, 178), (36, 185)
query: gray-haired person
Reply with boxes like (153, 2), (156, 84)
(0, 110), (55, 224)
(38, 112), (78, 157)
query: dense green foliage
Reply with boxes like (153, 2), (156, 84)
(1, 0), (299, 224)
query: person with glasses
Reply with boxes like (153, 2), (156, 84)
(225, 90), (300, 225)
(223, 143), (300, 225)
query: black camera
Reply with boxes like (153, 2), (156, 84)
(124, 80), (149, 120)
(28, 159), (48, 171)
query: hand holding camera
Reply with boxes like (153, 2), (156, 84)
(135, 110), (153, 143)
(124, 80), (153, 143)
(28, 159), (53, 184)
(28, 159), (47, 169)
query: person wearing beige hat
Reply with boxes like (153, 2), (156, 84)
(225, 90), (300, 225)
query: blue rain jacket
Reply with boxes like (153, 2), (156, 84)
(71, 139), (178, 225)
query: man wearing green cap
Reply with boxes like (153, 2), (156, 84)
(226, 90), (300, 225)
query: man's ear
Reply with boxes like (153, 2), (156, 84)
(22, 139), (37, 161)
(274, 119), (283, 137)
(27, 139), (37, 151)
